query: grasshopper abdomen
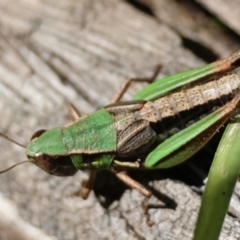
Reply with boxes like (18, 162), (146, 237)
(138, 68), (240, 139)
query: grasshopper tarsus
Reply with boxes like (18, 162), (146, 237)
(141, 196), (155, 227)
(115, 170), (154, 224)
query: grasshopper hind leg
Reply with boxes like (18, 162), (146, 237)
(115, 171), (152, 198)
(109, 66), (161, 223)
(111, 65), (161, 103)
(115, 170), (154, 226)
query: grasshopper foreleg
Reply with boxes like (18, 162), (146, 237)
(80, 170), (97, 200)
(68, 103), (97, 199)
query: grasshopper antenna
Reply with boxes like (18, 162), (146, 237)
(0, 132), (26, 148)
(0, 160), (34, 174)
(0, 132), (31, 174)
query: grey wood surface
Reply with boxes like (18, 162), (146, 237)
(0, 1), (240, 239)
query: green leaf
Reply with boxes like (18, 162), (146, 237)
(193, 114), (240, 240)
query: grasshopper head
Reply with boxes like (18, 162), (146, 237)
(26, 129), (78, 176)
(0, 129), (77, 176)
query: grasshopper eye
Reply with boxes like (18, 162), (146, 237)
(35, 155), (77, 176)
(31, 129), (47, 140)
(36, 154), (58, 173)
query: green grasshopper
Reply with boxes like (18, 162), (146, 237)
(1, 50), (240, 213)
(1, 50), (240, 237)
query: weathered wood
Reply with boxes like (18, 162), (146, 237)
(196, 0), (240, 36)
(139, 0), (240, 57)
(0, 0), (239, 239)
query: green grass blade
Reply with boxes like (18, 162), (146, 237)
(193, 115), (240, 240)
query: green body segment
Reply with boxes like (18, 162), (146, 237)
(71, 153), (114, 170)
(133, 62), (216, 100)
(62, 109), (117, 154)
(27, 128), (67, 156)
(26, 109), (117, 157)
